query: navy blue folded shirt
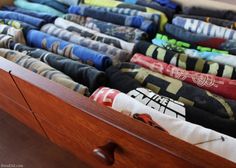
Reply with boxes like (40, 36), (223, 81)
(0, 11), (46, 28)
(2, 6), (57, 23)
(154, 0), (179, 10)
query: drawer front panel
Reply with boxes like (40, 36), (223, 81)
(0, 93), (46, 137)
(32, 100), (194, 168)
(38, 118), (103, 168)
(0, 68), (29, 109)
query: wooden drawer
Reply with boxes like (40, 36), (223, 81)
(0, 93), (46, 137)
(12, 73), (196, 168)
(38, 117), (104, 168)
(6, 59), (235, 168)
(0, 59), (29, 109)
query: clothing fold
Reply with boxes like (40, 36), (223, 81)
(26, 30), (112, 70)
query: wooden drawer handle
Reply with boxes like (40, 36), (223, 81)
(93, 141), (118, 165)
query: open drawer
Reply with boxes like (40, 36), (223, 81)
(0, 58), (235, 167)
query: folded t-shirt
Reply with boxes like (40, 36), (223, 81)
(2, 6), (57, 23)
(14, 0), (64, 16)
(116, 0), (174, 19)
(0, 11), (46, 28)
(128, 87), (236, 138)
(75, 4), (160, 25)
(165, 23), (236, 55)
(152, 38), (236, 68)
(29, 0), (69, 13)
(182, 6), (236, 21)
(26, 30), (112, 70)
(154, 0), (179, 10)
(153, 33), (228, 54)
(172, 16), (236, 40)
(56, 0), (80, 5)
(105, 66), (141, 93)
(172, 0), (236, 12)
(175, 14), (236, 30)
(0, 34), (13, 48)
